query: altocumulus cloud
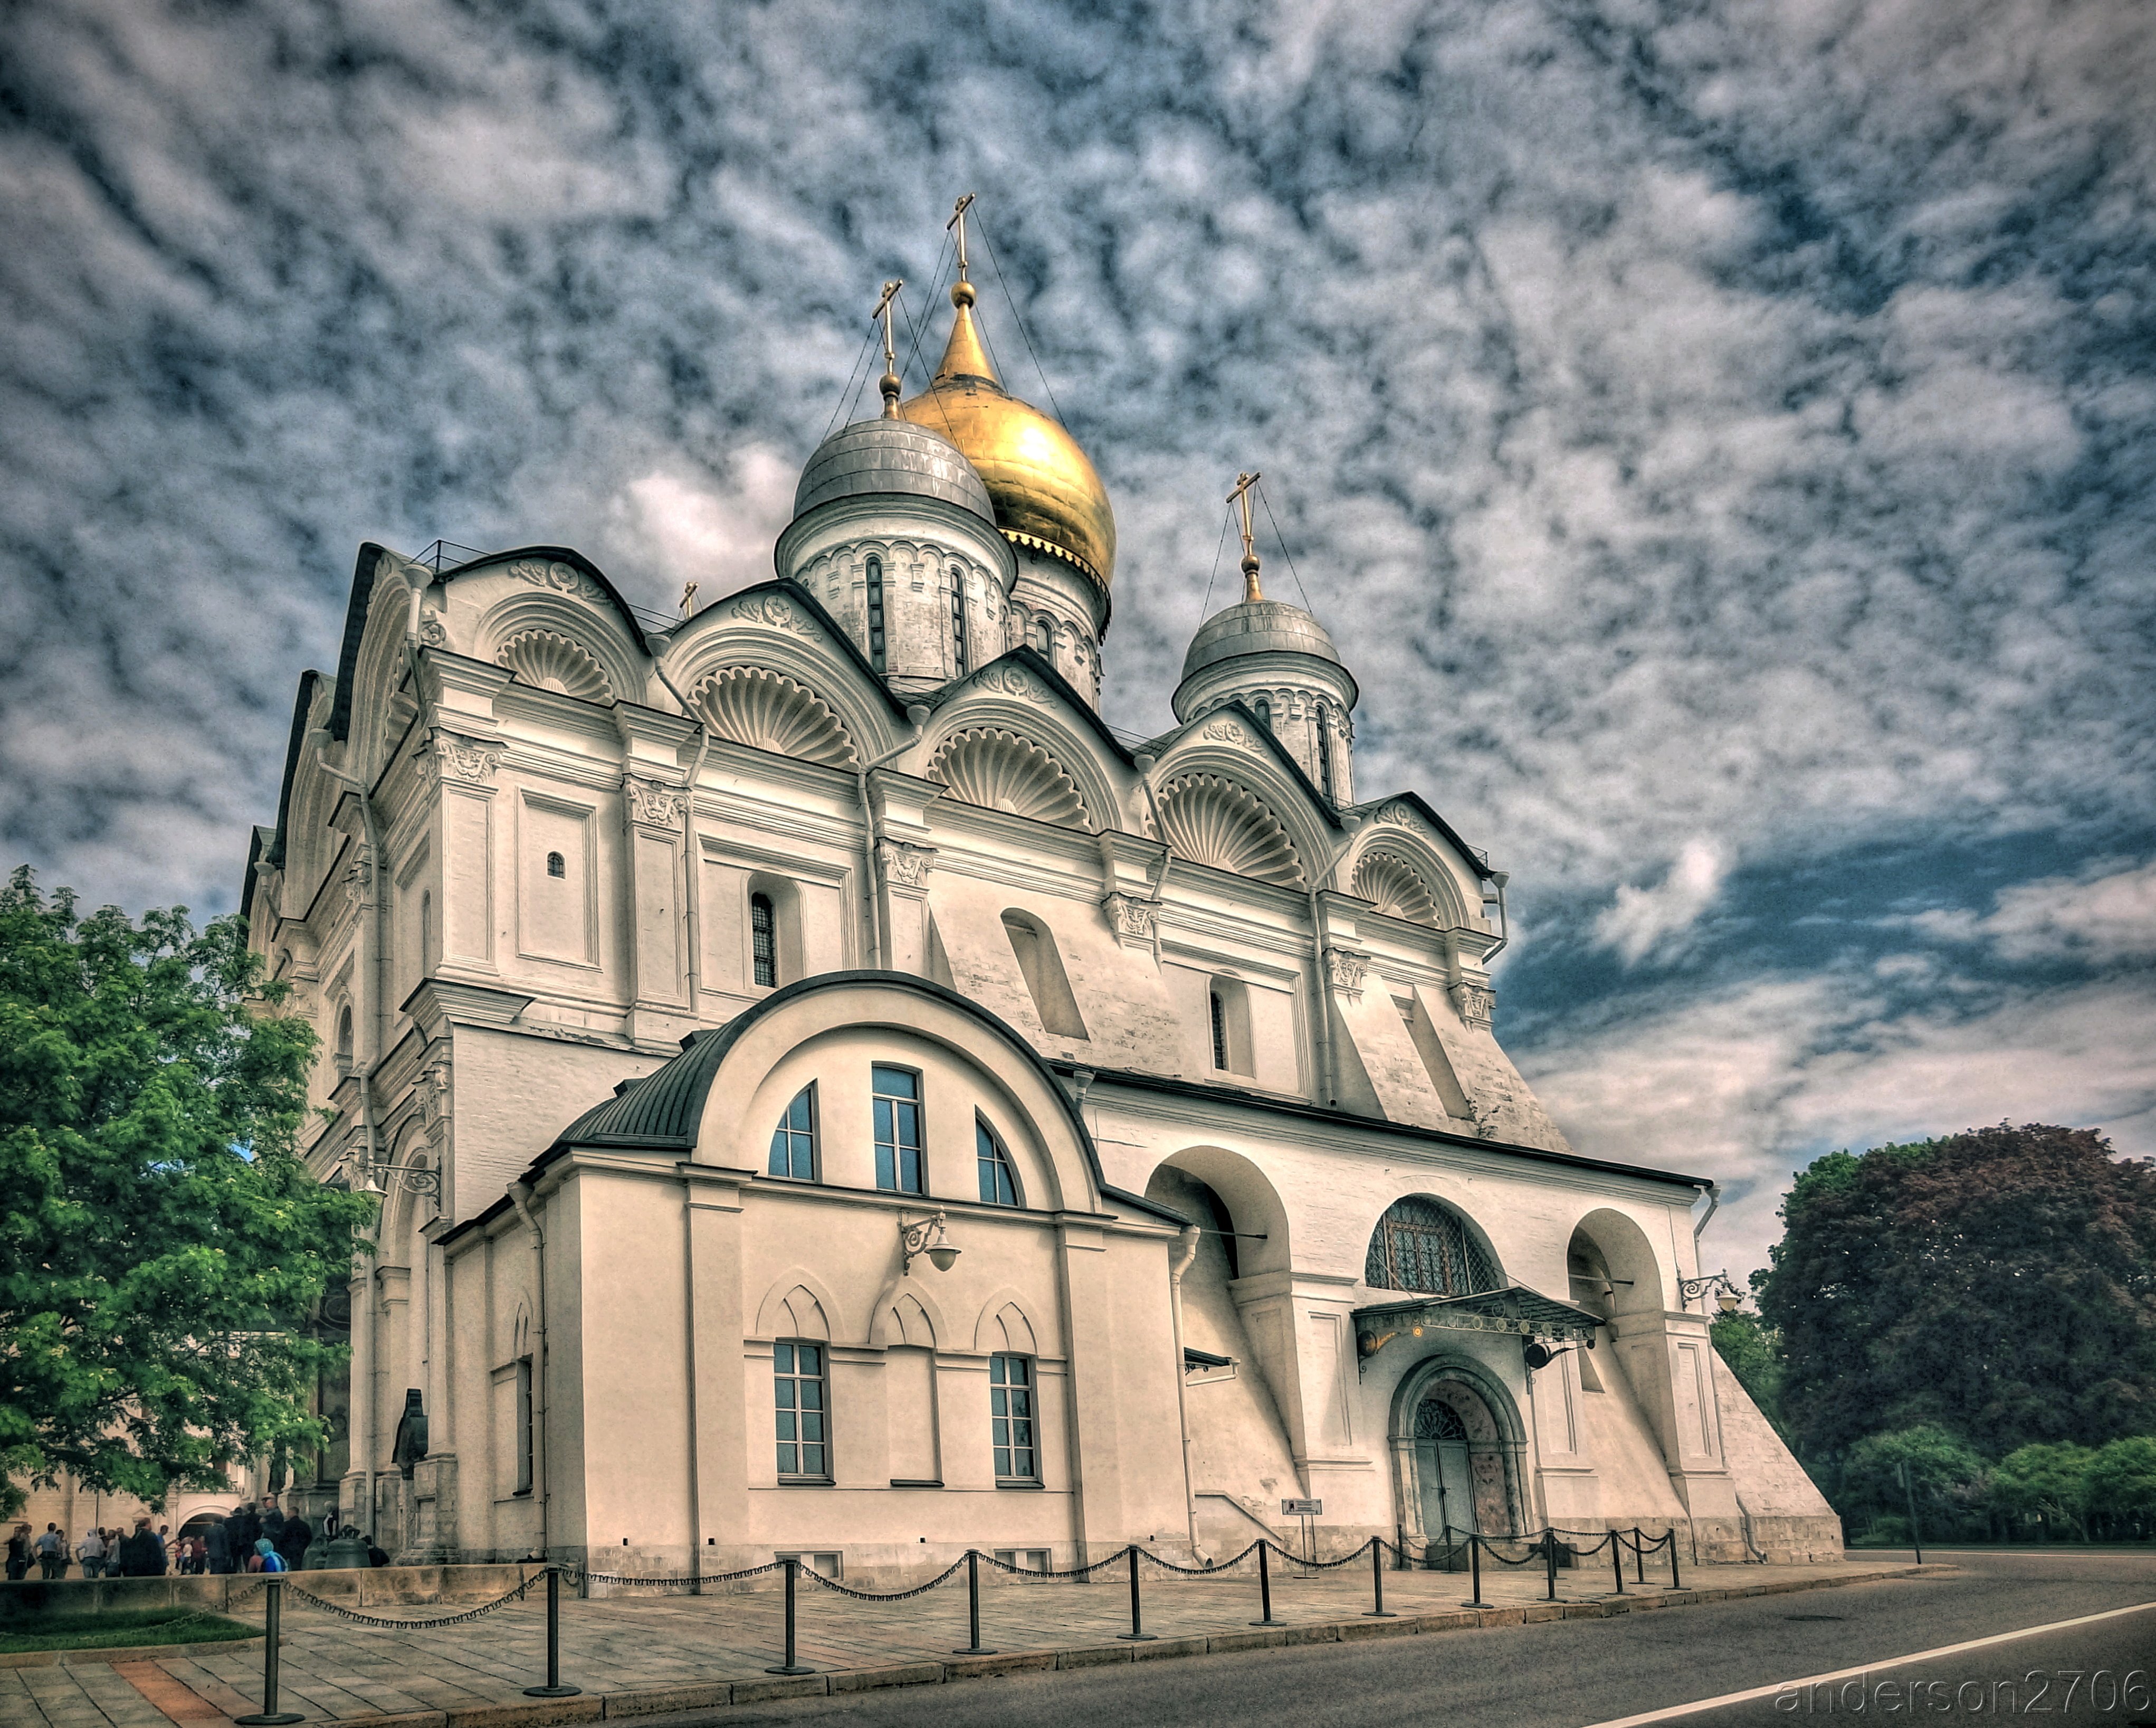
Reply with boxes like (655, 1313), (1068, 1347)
(2, 0), (2151, 1276)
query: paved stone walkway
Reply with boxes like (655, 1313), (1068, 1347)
(0, 1555), (1913, 1727)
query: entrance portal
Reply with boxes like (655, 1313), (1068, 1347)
(1410, 1379), (1514, 1538)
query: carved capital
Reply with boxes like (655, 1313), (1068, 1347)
(1100, 891), (1161, 946)
(419, 1056), (453, 1127)
(341, 854), (375, 907)
(1451, 981), (1496, 1030)
(623, 774), (688, 829)
(875, 838), (937, 889)
(427, 730), (503, 786)
(1323, 946), (1370, 999)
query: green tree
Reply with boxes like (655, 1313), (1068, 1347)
(1991, 1442), (2097, 1540)
(1841, 1423), (1988, 1536)
(1710, 1308), (1787, 1432)
(0, 868), (375, 1518)
(1757, 1124), (2156, 1461)
(2082, 1437), (2156, 1537)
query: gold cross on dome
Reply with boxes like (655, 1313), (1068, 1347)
(1226, 470), (1264, 602)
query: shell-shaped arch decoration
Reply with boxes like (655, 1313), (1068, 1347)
(929, 728), (1090, 829)
(496, 630), (613, 702)
(1351, 847), (1438, 923)
(1156, 773), (1305, 887)
(693, 666), (860, 770)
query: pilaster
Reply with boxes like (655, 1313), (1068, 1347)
(621, 772), (694, 1042)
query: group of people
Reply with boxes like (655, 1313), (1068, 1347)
(5, 1497), (329, 1579)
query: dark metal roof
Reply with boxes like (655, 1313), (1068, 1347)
(794, 417), (995, 525)
(1353, 1285), (1605, 1357)
(1348, 789), (1496, 882)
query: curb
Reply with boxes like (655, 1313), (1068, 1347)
(177, 1563), (1935, 1727)
(0, 1634), (269, 1669)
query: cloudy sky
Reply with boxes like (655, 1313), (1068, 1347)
(4, 0), (2152, 1279)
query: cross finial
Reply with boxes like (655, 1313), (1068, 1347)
(1227, 471), (1263, 602)
(872, 278), (904, 417)
(679, 581), (699, 616)
(947, 192), (977, 309)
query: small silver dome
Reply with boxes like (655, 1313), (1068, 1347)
(1182, 600), (1343, 680)
(793, 417), (995, 525)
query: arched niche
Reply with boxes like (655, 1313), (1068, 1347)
(474, 588), (644, 711)
(1387, 1353), (1531, 1539)
(1140, 1145), (1291, 1279)
(1361, 1194), (1505, 1297)
(1567, 1207), (1668, 1322)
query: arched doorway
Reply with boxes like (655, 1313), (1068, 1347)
(1391, 1360), (1527, 1541)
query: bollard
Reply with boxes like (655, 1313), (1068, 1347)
(1250, 1539), (1283, 1627)
(1634, 1526), (1646, 1585)
(1462, 1533), (1485, 1608)
(1669, 1532), (1681, 1591)
(1544, 1531), (1559, 1602)
(1610, 1531), (1625, 1594)
(523, 1563), (581, 1698)
(952, 1549), (996, 1656)
(234, 1576), (303, 1726)
(764, 1558), (814, 1676)
(1115, 1545), (1155, 1641)
(1363, 1538), (1395, 1617)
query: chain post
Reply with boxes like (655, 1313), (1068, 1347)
(1634, 1526), (1646, 1585)
(1115, 1545), (1155, 1641)
(1363, 1539), (1395, 1617)
(1250, 1538), (1283, 1626)
(952, 1549), (996, 1656)
(1465, 1533), (1485, 1607)
(1611, 1531), (1625, 1594)
(765, 1557), (814, 1675)
(234, 1575), (303, 1726)
(1670, 1531), (1682, 1590)
(522, 1564), (581, 1698)
(1544, 1531), (1559, 1601)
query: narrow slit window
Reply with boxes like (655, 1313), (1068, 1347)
(750, 892), (777, 988)
(1315, 701), (1335, 799)
(774, 1342), (828, 1479)
(990, 1355), (1038, 1483)
(873, 1065), (923, 1194)
(1032, 618), (1052, 656)
(768, 1083), (817, 1180)
(1209, 990), (1228, 1070)
(514, 1357), (535, 1495)
(1253, 696), (1272, 732)
(866, 556), (886, 673)
(976, 1116), (1019, 1207)
(950, 570), (969, 675)
(546, 851), (566, 879)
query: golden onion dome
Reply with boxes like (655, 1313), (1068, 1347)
(900, 282), (1116, 591)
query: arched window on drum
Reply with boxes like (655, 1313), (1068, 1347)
(1364, 1196), (1500, 1296)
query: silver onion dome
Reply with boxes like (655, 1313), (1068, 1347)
(793, 417), (995, 526)
(1181, 599), (1344, 680)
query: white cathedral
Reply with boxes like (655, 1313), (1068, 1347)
(241, 248), (1837, 1580)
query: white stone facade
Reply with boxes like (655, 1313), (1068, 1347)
(240, 410), (1836, 1583)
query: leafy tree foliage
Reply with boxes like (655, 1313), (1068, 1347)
(1990, 1442), (2098, 1539)
(2084, 1437), (2156, 1532)
(1840, 1423), (1988, 1529)
(0, 868), (375, 1518)
(1757, 1124), (2156, 1462)
(1709, 1309), (1787, 1435)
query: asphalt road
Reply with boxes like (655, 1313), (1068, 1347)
(693, 1549), (2156, 1728)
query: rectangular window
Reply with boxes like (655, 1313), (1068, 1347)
(951, 574), (969, 675)
(994, 1547), (1052, 1572)
(514, 1357), (535, 1495)
(873, 1065), (923, 1193)
(774, 1342), (828, 1479)
(990, 1354), (1038, 1483)
(750, 893), (777, 988)
(775, 1551), (842, 1577)
(866, 557), (886, 673)
(768, 1083), (817, 1181)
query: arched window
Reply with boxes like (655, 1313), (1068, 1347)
(750, 892), (777, 988)
(1314, 701), (1335, 799)
(976, 1116), (1019, 1207)
(1001, 910), (1088, 1041)
(1364, 1197), (1500, 1296)
(1032, 618), (1053, 656)
(546, 851), (566, 879)
(1206, 976), (1251, 1075)
(768, 1083), (817, 1180)
(335, 1004), (354, 1071)
(1253, 696), (1272, 732)
(950, 569), (969, 675)
(865, 555), (886, 673)
(1209, 990), (1228, 1070)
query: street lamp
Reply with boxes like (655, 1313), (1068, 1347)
(899, 1210), (961, 1273)
(327, 1162), (440, 1199)
(1678, 1270), (1743, 1315)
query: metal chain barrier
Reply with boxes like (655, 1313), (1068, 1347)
(977, 1547), (1136, 1581)
(280, 1570), (545, 1629)
(574, 1561), (784, 1588)
(795, 1556), (968, 1601)
(1134, 1539), (1264, 1576)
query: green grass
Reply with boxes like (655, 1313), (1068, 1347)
(0, 1608), (259, 1653)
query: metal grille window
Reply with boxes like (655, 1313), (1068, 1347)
(950, 571), (969, 675)
(1316, 701), (1335, 799)
(866, 556), (886, 672)
(990, 1355), (1037, 1482)
(873, 1065), (923, 1193)
(750, 892), (777, 987)
(1209, 990), (1228, 1070)
(546, 851), (566, 879)
(1364, 1196), (1500, 1296)
(774, 1342), (828, 1479)
(977, 1116), (1018, 1206)
(767, 1083), (817, 1180)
